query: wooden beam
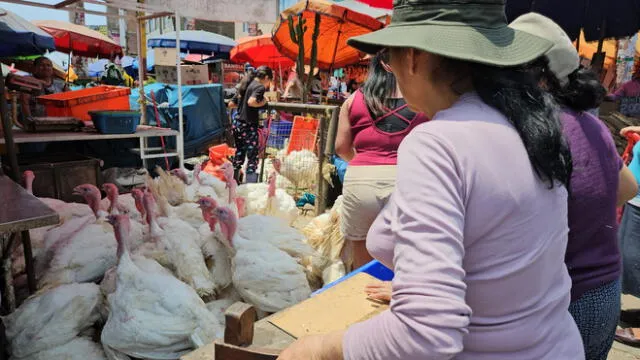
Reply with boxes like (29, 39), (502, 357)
(137, 11), (172, 21)
(54, 0), (81, 9)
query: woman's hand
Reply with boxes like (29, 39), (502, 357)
(365, 281), (392, 303)
(277, 331), (344, 360)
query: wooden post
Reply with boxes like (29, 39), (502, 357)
(224, 302), (257, 347)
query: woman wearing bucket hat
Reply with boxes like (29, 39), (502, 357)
(277, 1), (583, 360)
(511, 13), (639, 360)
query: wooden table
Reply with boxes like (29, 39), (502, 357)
(0, 175), (59, 309)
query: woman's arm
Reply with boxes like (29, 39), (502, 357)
(335, 95), (356, 161)
(619, 165), (639, 206)
(343, 130), (470, 360)
(247, 85), (267, 108)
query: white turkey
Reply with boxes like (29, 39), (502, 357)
(13, 337), (107, 360)
(143, 191), (216, 299)
(14, 171), (94, 277)
(206, 205), (311, 313)
(171, 163), (219, 202)
(132, 187), (205, 231)
(272, 149), (318, 190)
(197, 197), (314, 261)
(101, 215), (222, 359)
(102, 183), (141, 222)
(37, 184), (144, 289)
(2, 283), (103, 359)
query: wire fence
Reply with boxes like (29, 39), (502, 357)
(258, 103), (339, 215)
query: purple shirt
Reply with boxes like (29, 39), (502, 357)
(561, 109), (623, 301)
(343, 93), (583, 360)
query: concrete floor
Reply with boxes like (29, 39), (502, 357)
(609, 296), (640, 359)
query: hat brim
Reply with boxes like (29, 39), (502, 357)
(347, 24), (553, 67)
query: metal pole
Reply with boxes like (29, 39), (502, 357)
(175, 10), (185, 169)
(136, 17), (146, 125)
(0, 72), (20, 182)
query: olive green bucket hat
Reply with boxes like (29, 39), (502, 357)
(347, 0), (553, 67)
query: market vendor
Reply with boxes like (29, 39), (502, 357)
(19, 56), (69, 119)
(277, 0), (582, 359)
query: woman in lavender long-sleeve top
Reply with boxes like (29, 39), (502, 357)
(277, 1), (584, 359)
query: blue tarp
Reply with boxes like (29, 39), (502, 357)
(130, 83), (227, 157)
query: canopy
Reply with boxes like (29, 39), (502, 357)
(34, 20), (123, 58)
(340, 0), (391, 20)
(273, 0), (384, 70)
(231, 35), (294, 68)
(147, 30), (236, 55)
(0, 8), (55, 57)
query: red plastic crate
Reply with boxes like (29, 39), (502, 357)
(286, 115), (319, 154)
(37, 85), (131, 121)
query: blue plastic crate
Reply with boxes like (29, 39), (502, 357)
(312, 260), (394, 296)
(267, 120), (293, 148)
(89, 110), (141, 134)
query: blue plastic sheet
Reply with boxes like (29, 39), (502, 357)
(130, 83), (227, 157)
(332, 155), (348, 184)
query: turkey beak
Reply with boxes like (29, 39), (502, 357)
(72, 186), (83, 196)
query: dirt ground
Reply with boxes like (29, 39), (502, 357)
(609, 296), (640, 359)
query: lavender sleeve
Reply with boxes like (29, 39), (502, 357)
(343, 131), (472, 360)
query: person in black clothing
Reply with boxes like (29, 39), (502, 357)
(232, 65), (273, 183)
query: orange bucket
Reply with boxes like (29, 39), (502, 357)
(203, 144), (236, 181)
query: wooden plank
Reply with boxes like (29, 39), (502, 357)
(268, 273), (389, 338)
(214, 343), (279, 360)
(0, 126), (179, 144)
(0, 176), (59, 233)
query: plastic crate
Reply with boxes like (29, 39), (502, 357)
(267, 120), (293, 148)
(286, 116), (319, 154)
(312, 260), (394, 296)
(3, 153), (102, 203)
(38, 86), (131, 121)
(89, 110), (140, 134)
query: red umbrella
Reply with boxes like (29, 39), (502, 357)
(355, 0), (392, 9)
(230, 35), (294, 68)
(34, 20), (123, 58)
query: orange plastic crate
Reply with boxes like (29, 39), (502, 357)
(38, 85), (131, 121)
(286, 115), (319, 154)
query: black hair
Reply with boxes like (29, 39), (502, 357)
(442, 58), (572, 189)
(237, 66), (273, 99)
(361, 52), (397, 119)
(531, 58), (605, 112)
(33, 56), (52, 67)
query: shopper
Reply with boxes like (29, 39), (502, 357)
(232, 65), (273, 183)
(336, 51), (428, 270)
(511, 13), (638, 360)
(277, 0), (583, 358)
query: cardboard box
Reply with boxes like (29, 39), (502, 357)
(155, 64), (209, 85)
(154, 47), (179, 66)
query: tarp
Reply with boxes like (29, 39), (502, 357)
(147, 30), (236, 55)
(130, 83), (227, 157)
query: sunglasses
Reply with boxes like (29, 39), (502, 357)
(378, 48), (393, 73)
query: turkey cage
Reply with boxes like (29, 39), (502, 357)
(258, 103), (340, 216)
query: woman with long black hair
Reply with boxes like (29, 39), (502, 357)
(232, 65), (273, 183)
(335, 51), (428, 270)
(511, 13), (638, 359)
(278, 1), (584, 359)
